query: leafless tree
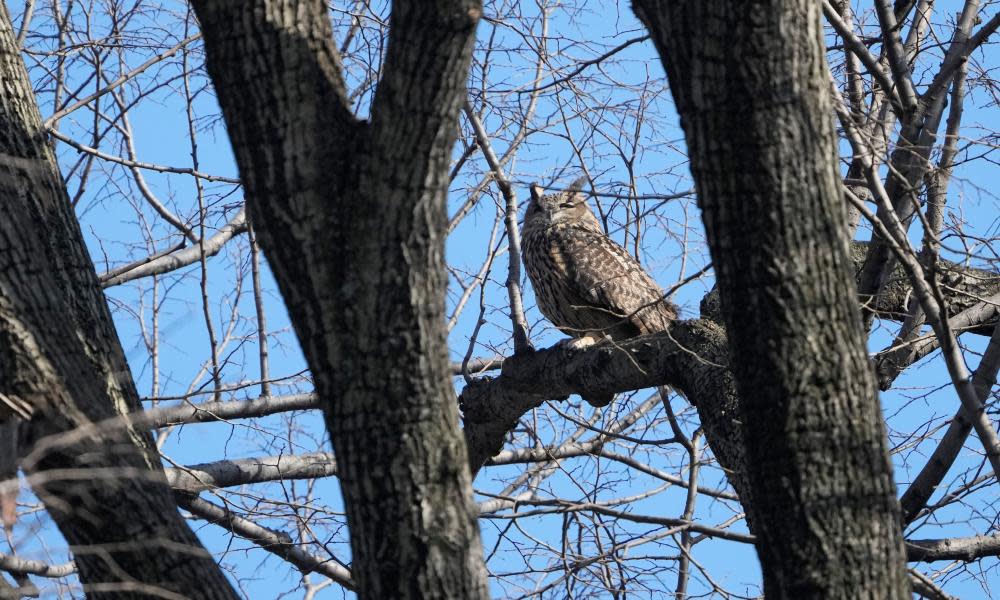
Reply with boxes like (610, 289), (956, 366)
(0, 0), (997, 599)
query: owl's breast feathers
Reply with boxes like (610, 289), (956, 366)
(522, 222), (676, 341)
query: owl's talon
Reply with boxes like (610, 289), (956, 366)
(560, 336), (598, 351)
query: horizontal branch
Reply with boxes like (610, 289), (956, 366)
(695, 241), (999, 338)
(503, 499), (756, 544)
(141, 393), (318, 428)
(22, 394), (319, 470)
(0, 553), (75, 578)
(459, 240), (997, 540)
(906, 535), (1000, 562)
(484, 435), (738, 502)
(450, 357), (502, 376)
(853, 242), (1000, 337)
(168, 452), (335, 493)
(460, 319), (752, 505)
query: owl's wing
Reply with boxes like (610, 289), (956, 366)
(552, 226), (675, 334)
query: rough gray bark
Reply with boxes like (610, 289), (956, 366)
(189, 1), (490, 598)
(632, 1), (909, 597)
(0, 3), (238, 598)
(699, 241), (1000, 336)
(461, 320), (751, 504)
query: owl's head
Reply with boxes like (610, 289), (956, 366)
(524, 176), (598, 229)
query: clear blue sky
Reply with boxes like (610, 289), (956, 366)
(8, 0), (998, 597)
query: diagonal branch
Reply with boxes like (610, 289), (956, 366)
(922, 9), (1000, 105)
(177, 494), (354, 590)
(460, 319), (752, 507)
(99, 208), (247, 287)
(874, 0), (919, 115)
(898, 323), (1000, 522)
(44, 34), (202, 127)
(823, 1), (904, 116)
(841, 106), (1000, 483)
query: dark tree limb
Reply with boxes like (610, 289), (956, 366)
(0, 3), (238, 597)
(849, 242), (1000, 339)
(633, 2), (908, 597)
(461, 320), (751, 505)
(899, 323), (1000, 522)
(700, 241), (1000, 343)
(906, 535), (1000, 563)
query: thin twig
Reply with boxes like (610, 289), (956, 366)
(463, 102), (532, 354)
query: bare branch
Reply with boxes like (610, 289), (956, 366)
(45, 34), (202, 128)
(907, 535), (1000, 562)
(463, 102), (532, 353)
(100, 208), (247, 287)
(874, 0), (918, 115)
(167, 452), (336, 493)
(178, 494), (354, 590)
(823, 1), (904, 115)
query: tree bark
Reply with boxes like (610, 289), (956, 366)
(461, 320), (752, 504)
(633, 1), (909, 597)
(190, 1), (490, 598)
(0, 3), (238, 598)
(704, 241), (1000, 340)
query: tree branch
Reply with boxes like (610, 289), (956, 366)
(167, 452), (335, 493)
(460, 319), (752, 508)
(906, 535), (1000, 562)
(100, 208), (247, 287)
(462, 102), (532, 354)
(177, 494), (354, 590)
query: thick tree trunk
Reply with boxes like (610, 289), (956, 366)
(0, 4), (238, 598)
(634, 1), (909, 597)
(190, 1), (490, 598)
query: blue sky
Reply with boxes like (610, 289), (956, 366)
(7, 0), (999, 597)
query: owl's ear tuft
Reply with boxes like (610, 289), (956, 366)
(530, 184), (544, 201)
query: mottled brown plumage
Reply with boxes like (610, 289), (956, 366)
(521, 178), (677, 406)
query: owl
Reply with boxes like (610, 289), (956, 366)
(521, 177), (678, 407)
